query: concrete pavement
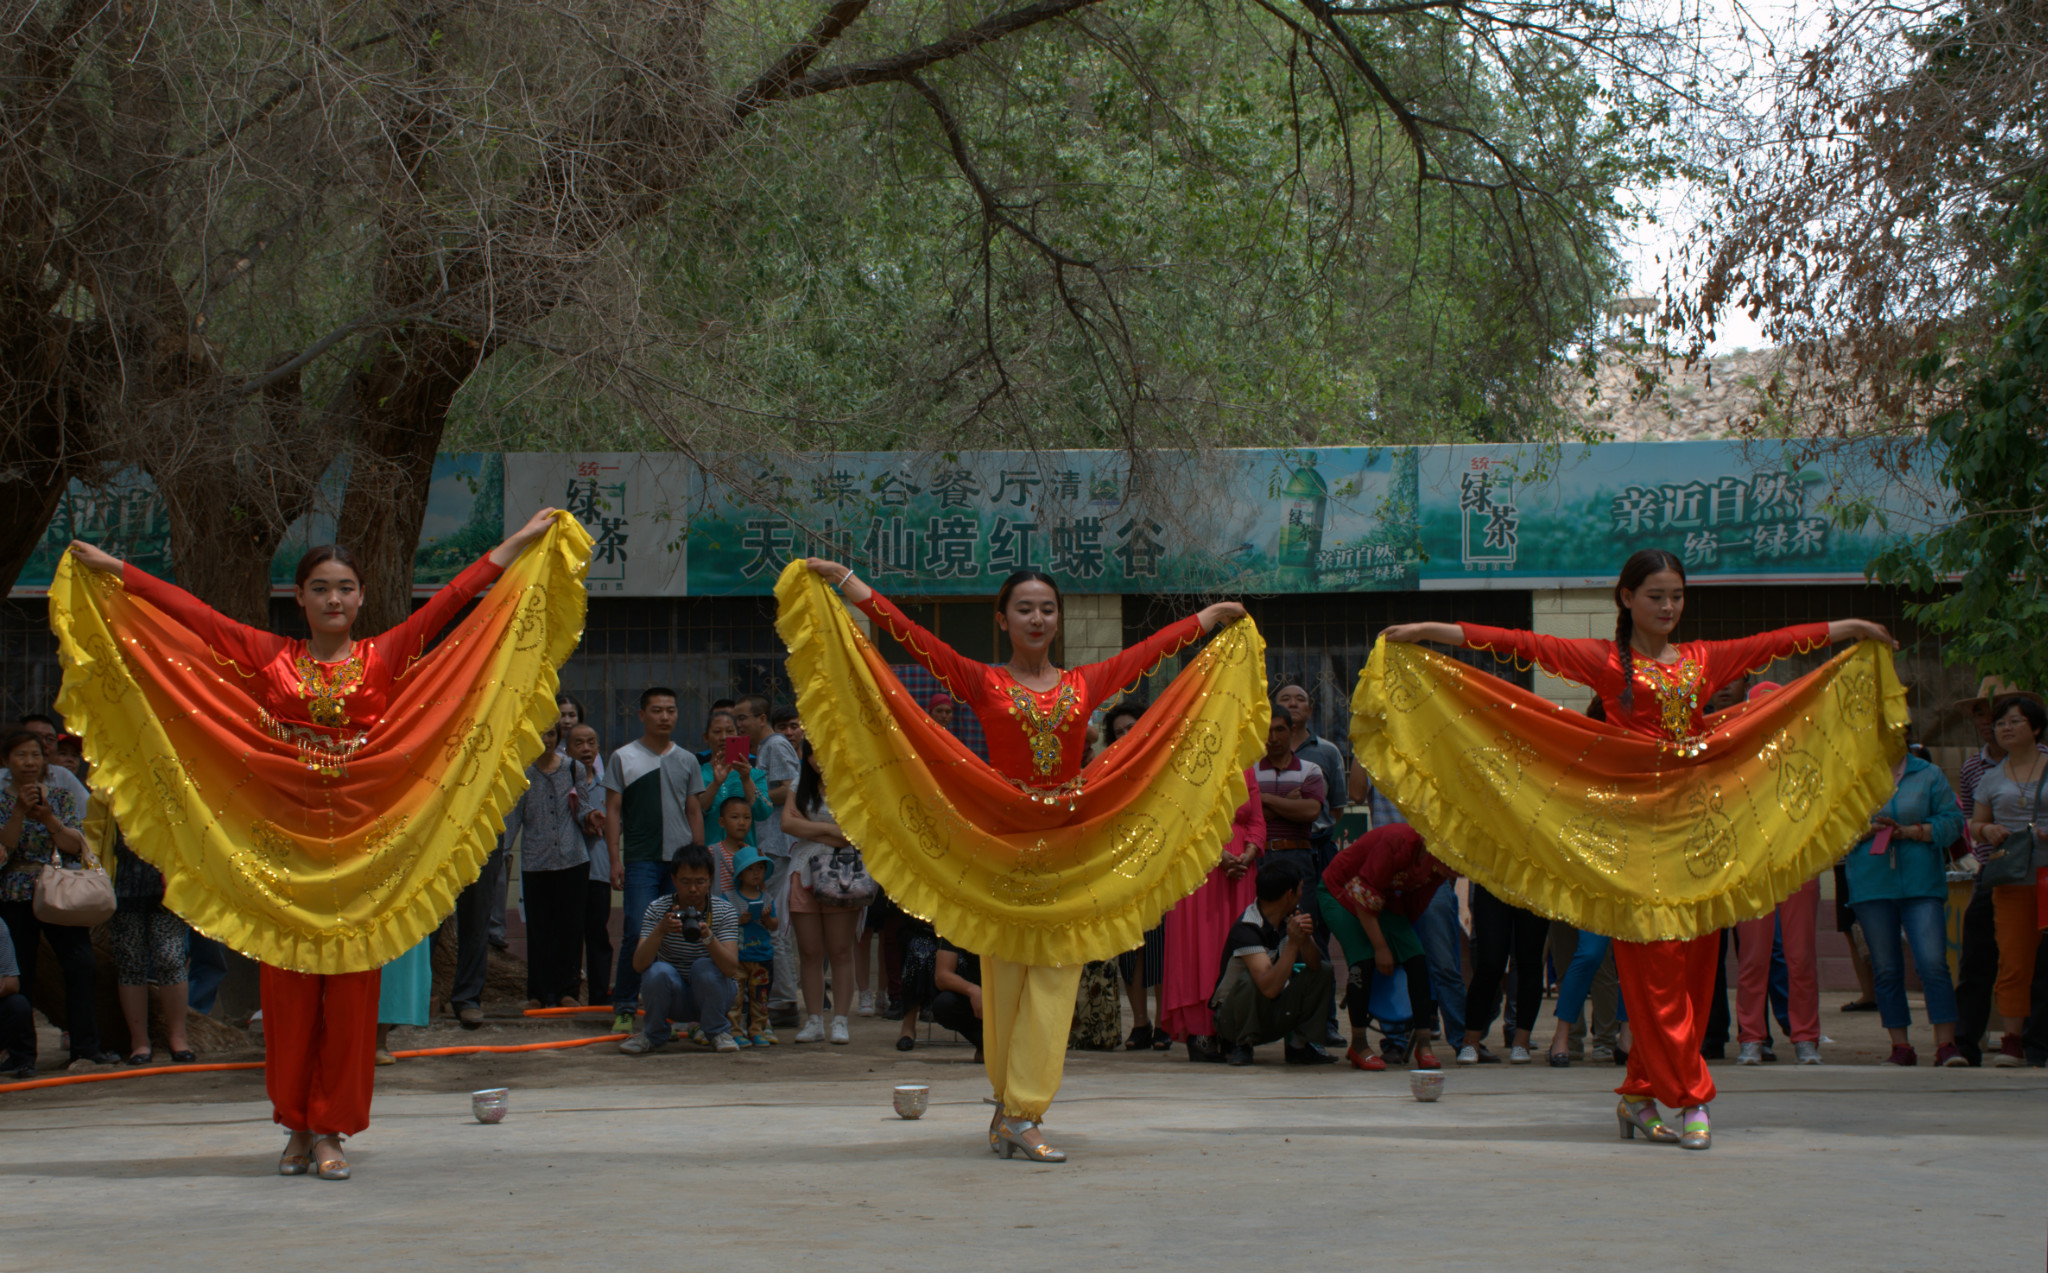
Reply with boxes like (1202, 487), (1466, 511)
(3, 1054), (2043, 1272)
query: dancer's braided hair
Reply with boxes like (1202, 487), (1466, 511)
(1613, 549), (1686, 712)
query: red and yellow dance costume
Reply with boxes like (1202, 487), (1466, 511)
(774, 563), (1268, 1126)
(1352, 624), (1906, 1116)
(49, 516), (589, 1139)
(852, 592), (1200, 1119)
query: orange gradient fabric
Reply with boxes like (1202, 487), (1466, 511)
(49, 514), (591, 974)
(776, 562), (1269, 966)
(1352, 638), (1908, 942)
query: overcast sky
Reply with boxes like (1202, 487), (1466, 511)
(1611, 0), (1808, 355)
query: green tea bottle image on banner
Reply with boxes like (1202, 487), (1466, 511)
(1276, 455), (1328, 586)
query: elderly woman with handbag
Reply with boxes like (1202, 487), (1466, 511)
(1967, 694), (2048, 1067)
(0, 727), (118, 1067)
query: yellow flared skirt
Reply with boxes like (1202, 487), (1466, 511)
(1351, 638), (1907, 942)
(774, 563), (1268, 967)
(49, 514), (591, 974)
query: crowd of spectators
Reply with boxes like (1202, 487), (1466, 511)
(5, 675), (2045, 1084)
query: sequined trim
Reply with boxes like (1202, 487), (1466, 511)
(1638, 653), (1705, 755)
(294, 650), (365, 729)
(1004, 678), (1080, 779)
(258, 706), (370, 776)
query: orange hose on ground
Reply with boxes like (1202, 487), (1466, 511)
(0, 1061), (262, 1094)
(521, 1006), (622, 1017)
(393, 1034), (625, 1057)
(0, 1034), (626, 1095)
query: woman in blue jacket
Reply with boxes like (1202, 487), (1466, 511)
(1841, 753), (1966, 1066)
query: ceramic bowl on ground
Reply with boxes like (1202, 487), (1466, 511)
(1408, 1071), (1445, 1102)
(472, 1088), (510, 1124)
(892, 1084), (930, 1120)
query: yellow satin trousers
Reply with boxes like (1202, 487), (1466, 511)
(983, 957), (1084, 1121)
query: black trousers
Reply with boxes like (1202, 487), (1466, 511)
(0, 990), (33, 1066)
(1464, 887), (1547, 1042)
(583, 878), (614, 1005)
(523, 865), (589, 1005)
(929, 989), (984, 1048)
(0, 900), (100, 1060)
(1954, 878), (1999, 1065)
(452, 847), (506, 1009)
(1269, 839), (1342, 1036)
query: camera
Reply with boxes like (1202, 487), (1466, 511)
(679, 906), (703, 943)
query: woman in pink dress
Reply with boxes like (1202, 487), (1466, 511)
(1158, 769), (1265, 1057)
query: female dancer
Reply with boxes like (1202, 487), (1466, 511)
(1378, 548), (1897, 1149)
(62, 507), (574, 1179)
(794, 559), (1251, 1161)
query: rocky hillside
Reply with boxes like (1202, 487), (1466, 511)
(1562, 348), (1799, 441)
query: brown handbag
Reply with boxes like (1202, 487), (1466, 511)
(34, 847), (117, 927)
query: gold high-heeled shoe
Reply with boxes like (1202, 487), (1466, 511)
(984, 1097), (1003, 1155)
(1678, 1106), (1711, 1151)
(311, 1135), (351, 1180)
(996, 1117), (1067, 1163)
(1615, 1097), (1678, 1143)
(278, 1135), (311, 1177)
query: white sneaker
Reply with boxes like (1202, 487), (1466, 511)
(1794, 1041), (1822, 1065)
(857, 991), (876, 1017)
(794, 1015), (826, 1043)
(829, 1016), (851, 1045)
(1456, 1045), (1478, 1065)
(1508, 1045), (1531, 1064)
(1737, 1041), (1763, 1065)
(713, 1032), (741, 1054)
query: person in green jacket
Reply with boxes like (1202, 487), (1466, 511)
(1840, 752), (1966, 1067)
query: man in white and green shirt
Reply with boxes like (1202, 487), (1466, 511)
(604, 687), (706, 1031)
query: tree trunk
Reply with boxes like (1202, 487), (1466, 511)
(0, 317), (108, 595)
(143, 369), (333, 627)
(0, 441), (83, 596)
(335, 327), (492, 634)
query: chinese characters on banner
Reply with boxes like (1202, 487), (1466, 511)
(1417, 441), (1944, 587)
(1606, 473), (1827, 567)
(668, 450), (1416, 596)
(6, 442), (1949, 598)
(504, 454), (693, 595)
(1458, 458), (1521, 570)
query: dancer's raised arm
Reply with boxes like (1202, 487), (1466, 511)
(805, 557), (983, 705)
(69, 539), (283, 670)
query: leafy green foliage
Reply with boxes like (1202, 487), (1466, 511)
(1868, 178), (2048, 686)
(447, 0), (1659, 455)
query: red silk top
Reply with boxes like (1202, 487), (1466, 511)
(854, 591), (1203, 789)
(121, 557), (505, 753)
(1323, 823), (1448, 922)
(1460, 622), (1830, 744)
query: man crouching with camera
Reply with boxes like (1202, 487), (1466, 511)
(619, 845), (743, 1055)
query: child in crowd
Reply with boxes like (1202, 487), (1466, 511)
(726, 846), (780, 1046)
(712, 795), (753, 894)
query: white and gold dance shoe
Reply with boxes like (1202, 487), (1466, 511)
(311, 1135), (351, 1180)
(996, 1117), (1067, 1163)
